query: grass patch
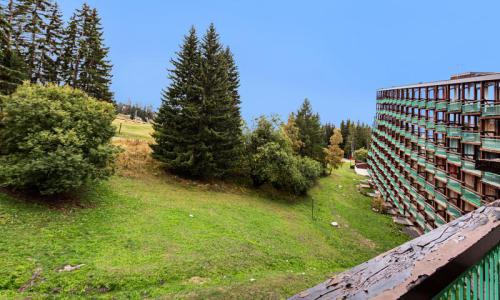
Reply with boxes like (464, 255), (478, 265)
(113, 116), (153, 141)
(0, 163), (408, 299)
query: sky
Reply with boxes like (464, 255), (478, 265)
(57, 0), (500, 126)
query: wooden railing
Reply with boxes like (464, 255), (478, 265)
(289, 200), (500, 300)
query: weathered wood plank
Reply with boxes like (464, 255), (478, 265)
(289, 200), (500, 300)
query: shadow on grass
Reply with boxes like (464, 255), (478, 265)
(0, 185), (100, 212)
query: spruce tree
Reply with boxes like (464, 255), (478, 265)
(0, 1), (28, 96)
(198, 24), (242, 177)
(152, 27), (203, 176)
(16, 0), (51, 83)
(78, 8), (113, 101)
(59, 12), (80, 87)
(295, 98), (324, 162)
(39, 1), (62, 84)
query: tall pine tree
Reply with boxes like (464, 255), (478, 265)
(0, 0), (28, 96)
(80, 8), (113, 101)
(59, 11), (80, 87)
(39, 1), (62, 84)
(198, 24), (242, 177)
(152, 27), (203, 176)
(16, 0), (52, 82)
(153, 24), (243, 178)
(295, 98), (324, 162)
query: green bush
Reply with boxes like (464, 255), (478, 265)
(353, 148), (368, 162)
(246, 116), (321, 195)
(0, 83), (118, 195)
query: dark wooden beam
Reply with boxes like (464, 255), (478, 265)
(289, 200), (500, 300)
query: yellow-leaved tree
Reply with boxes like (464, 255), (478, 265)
(282, 113), (304, 153)
(324, 128), (344, 174)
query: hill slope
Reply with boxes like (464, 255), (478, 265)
(0, 120), (408, 299)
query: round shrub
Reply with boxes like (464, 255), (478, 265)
(0, 83), (118, 195)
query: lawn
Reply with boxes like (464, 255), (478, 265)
(113, 116), (153, 141)
(0, 120), (409, 299)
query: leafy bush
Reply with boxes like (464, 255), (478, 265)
(246, 116), (321, 195)
(0, 83), (118, 195)
(353, 148), (368, 162)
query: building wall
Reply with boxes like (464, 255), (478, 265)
(367, 75), (500, 233)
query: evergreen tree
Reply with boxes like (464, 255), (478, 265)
(16, 0), (52, 82)
(39, 1), (62, 84)
(153, 24), (243, 178)
(59, 12), (80, 87)
(77, 7), (113, 101)
(198, 24), (242, 177)
(295, 98), (324, 162)
(322, 122), (335, 146)
(152, 27), (204, 176)
(0, 1), (28, 96)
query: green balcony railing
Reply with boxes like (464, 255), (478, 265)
(436, 124), (447, 133)
(434, 243), (500, 300)
(426, 121), (435, 129)
(482, 104), (500, 116)
(410, 169), (418, 179)
(418, 157), (426, 165)
(418, 101), (426, 108)
(411, 100), (419, 107)
(447, 152), (461, 165)
(419, 118), (426, 126)
(446, 202), (462, 218)
(425, 182), (435, 195)
(418, 138), (426, 147)
(426, 142), (436, 151)
(425, 162), (435, 173)
(412, 116), (419, 124)
(417, 176), (426, 187)
(436, 147), (447, 157)
(448, 102), (462, 112)
(435, 192), (448, 207)
(436, 101), (448, 110)
(434, 213), (446, 226)
(461, 188), (482, 207)
(482, 138), (500, 151)
(462, 102), (481, 114)
(462, 132), (480, 144)
(462, 160), (481, 175)
(435, 169), (447, 182)
(483, 172), (500, 188)
(426, 100), (436, 109)
(447, 127), (462, 138)
(447, 177), (462, 194)
(424, 203), (435, 219)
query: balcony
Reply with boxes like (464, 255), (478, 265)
(425, 182), (435, 195)
(436, 146), (447, 157)
(448, 102), (462, 112)
(461, 188), (482, 207)
(482, 104), (500, 117)
(481, 137), (500, 152)
(447, 127), (462, 138)
(462, 160), (481, 176)
(446, 201), (462, 218)
(436, 101), (448, 110)
(435, 169), (448, 182)
(447, 152), (461, 165)
(461, 132), (480, 144)
(418, 101), (426, 108)
(462, 102), (481, 114)
(426, 100), (436, 109)
(436, 124), (447, 133)
(426, 121), (435, 129)
(426, 142), (436, 151)
(447, 177), (462, 194)
(435, 191), (448, 207)
(418, 138), (426, 147)
(482, 172), (500, 188)
(418, 118), (426, 126)
(425, 162), (435, 173)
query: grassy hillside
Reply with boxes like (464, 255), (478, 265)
(113, 116), (153, 141)
(0, 121), (409, 299)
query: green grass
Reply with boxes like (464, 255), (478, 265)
(0, 164), (408, 299)
(113, 118), (153, 141)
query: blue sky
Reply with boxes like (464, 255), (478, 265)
(57, 0), (500, 125)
